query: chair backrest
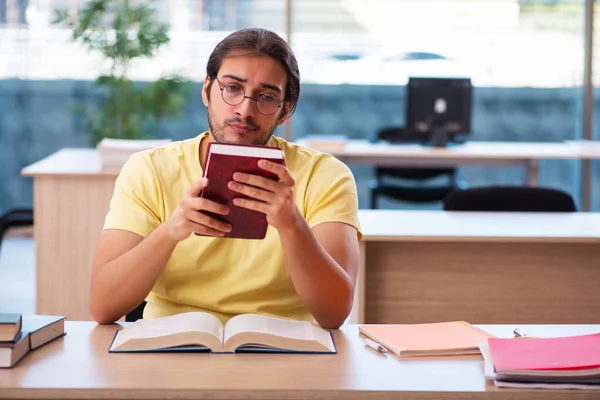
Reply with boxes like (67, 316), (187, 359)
(0, 208), (34, 251)
(125, 301), (147, 322)
(376, 126), (423, 143)
(374, 127), (456, 180)
(443, 186), (577, 212)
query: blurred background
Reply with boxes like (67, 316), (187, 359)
(1, 0), (598, 210)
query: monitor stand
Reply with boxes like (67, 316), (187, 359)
(425, 125), (465, 147)
(430, 125), (450, 147)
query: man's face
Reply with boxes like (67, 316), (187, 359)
(202, 54), (290, 146)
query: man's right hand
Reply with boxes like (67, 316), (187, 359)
(164, 178), (232, 241)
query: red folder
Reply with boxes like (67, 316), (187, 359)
(200, 142), (285, 239)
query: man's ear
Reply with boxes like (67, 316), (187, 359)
(201, 76), (211, 107)
(277, 101), (294, 126)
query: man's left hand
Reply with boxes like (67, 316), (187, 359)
(228, 159), (301, 231)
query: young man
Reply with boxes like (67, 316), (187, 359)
(89, 28), (361, 329)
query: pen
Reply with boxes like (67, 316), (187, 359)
(364, 338), (387, 353)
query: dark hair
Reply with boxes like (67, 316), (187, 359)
(206, 28), (300, 118)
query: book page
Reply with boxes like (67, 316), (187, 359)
(223, 314), (334, 352)
(111, 312), (224, 351)
(208, 143), (283, 158)
(224, 314), (312, 342)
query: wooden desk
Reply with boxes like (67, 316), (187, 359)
(299, 139), (584, 186)
(22, 149), (600, 324)
(351, 210), (600, 325)
(1, 321), (599, 399)
(22, 149), (117, 321)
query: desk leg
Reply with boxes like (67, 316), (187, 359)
(525, 160), (540, 186)
(348, 241), (366, 324)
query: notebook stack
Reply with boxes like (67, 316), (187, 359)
(96, 138), (172, 169)
(480, 333), (600, 390)
(301, 135), (347, 152)
(0, 313), (66, 368)
(0, 313), (28, 368)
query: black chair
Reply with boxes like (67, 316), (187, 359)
(126, 301), (147, 322)
(370, 127), (462, 208)
(443, 186), (577, 212)
(0, 207), (34, 252)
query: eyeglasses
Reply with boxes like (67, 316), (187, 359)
(214, 77), (284, 116)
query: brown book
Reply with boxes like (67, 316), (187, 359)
(199, 142), (285, 240)
(0, 313), (22, 342)
(0, 331), (30, 368)
(22, 315), (66, 350)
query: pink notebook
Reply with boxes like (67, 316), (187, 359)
(488, 333), (600, 373)
(358, 321), (495, 356)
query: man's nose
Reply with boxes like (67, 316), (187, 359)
(234, 96), (258, 119)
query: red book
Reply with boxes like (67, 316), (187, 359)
(199, 142), (285, 239)
(488, 333), (600, 376)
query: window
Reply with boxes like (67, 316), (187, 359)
(291, 0), (586, 208)
(0, 0), (285, 80)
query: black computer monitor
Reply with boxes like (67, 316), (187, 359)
(405, 77), (473, 147)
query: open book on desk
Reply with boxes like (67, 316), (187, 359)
(109, 312), (336, 354)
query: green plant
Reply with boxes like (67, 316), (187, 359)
(54, 0), (193, 145)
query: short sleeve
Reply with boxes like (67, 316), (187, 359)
(303, 155), (362, 240)
(103, 152), (163, 237)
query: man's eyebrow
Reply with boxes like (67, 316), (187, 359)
(221, 74), (247, 83)
(258, 82), (282, 94)
(221, 74), (282, 94)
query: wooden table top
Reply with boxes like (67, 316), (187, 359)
(22, 140), (600, 178)
(300, 139), (586, 160)
(21, 148), (116, 177)
(1, 322), (599, 399)
(359, 210), (600, 243)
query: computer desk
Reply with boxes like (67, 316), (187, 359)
(21, 149), (600, 324)
(1, 321), (599, 400)
(299, 139), (583, 186)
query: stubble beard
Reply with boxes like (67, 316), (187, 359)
(207, 105), (280, 146)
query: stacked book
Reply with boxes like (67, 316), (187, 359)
(96, 138), (172, 169)
(300, 135), (347, 152)
(480, 333), (600, 390)
(0, 313), (66, 368)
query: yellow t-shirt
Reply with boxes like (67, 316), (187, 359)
(103, 132), (362, 324)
